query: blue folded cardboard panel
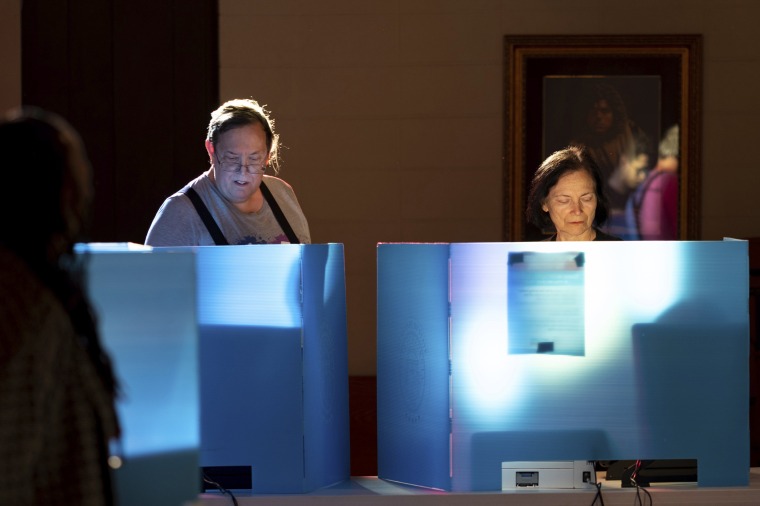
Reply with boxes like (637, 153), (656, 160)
(82, 242), (350, 497)
(195, 244), (350, 494)
(377, 240), (749, 491)
(80, 244), (200, 506)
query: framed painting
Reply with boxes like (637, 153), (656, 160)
(504, 34), (702, 241)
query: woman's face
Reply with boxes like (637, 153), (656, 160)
(208, 122), (269, 207)
(542, 169), (598, 241)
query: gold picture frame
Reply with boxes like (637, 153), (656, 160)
(504, 34), (702, 241)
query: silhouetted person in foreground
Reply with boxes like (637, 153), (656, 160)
(0, 107), (120, 506)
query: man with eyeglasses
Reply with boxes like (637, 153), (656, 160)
(145, 99), (310, 246)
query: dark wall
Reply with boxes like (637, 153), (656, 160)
(22, 0), (218, 243)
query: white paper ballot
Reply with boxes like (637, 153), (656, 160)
(507, 251), (585, 356)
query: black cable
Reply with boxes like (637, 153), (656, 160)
(590, 481), (606, 506)
(202, 471), (239, 506)
(634, 484), (653, 506)
(630, 461), (653, 506)
(587, 461), (606, 506)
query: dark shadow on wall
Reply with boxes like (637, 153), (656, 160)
(22, 0), (219, 244)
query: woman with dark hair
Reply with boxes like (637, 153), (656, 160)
(526, 146), (621, 241)
(0, 108), (120, 505)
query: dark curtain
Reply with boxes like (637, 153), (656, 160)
(22, 0), (219, 243)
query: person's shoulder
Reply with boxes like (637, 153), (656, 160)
(263, 174), (294, 190)
(647, 168), (676, 185)
(148, 178), (204, 229)
(262, 175), (298, 198)
(163, 173), (210, 203)
(0, 246), (61, 364)
(181, 172), (212, 193)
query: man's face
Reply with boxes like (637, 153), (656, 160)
(209, 122), (269, 206)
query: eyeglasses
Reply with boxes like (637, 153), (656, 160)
(215, 153), (266, 175)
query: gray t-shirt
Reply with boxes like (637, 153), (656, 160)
(145, 172), (311, 246)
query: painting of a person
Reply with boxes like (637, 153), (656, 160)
(603, 124), (653, 238)
(624, 124), (679, 240)
(570, 82), (636, 184)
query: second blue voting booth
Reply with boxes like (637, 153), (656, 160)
(377, 240), (749, 491)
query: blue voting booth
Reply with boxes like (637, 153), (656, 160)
(377, 240), (749, 491)
(81, 244), (200, 506)
(81, 243), (350, 499)
(195, 244), (350, 494)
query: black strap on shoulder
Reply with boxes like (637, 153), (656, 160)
(260, 181), (300, 244)
(181, 187), (229, 245)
